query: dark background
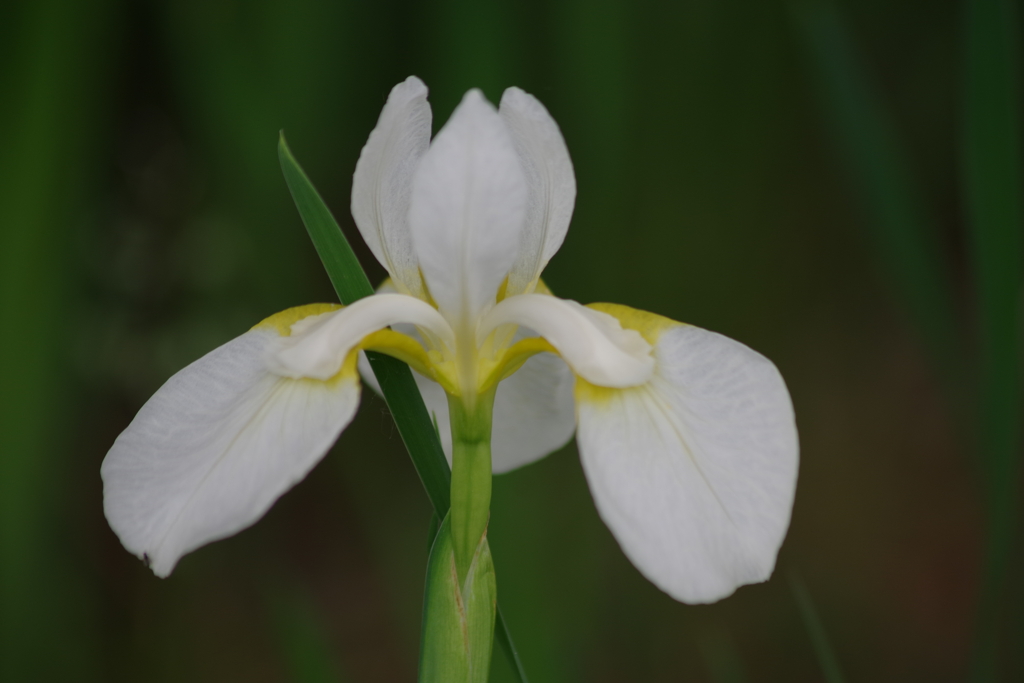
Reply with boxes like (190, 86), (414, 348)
(1, 0), (1020, 681)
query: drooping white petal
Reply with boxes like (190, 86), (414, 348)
(102, 328), (362, 577)
(409, 89), (528, 331)
(358, 329), (576, 474)
(351, 76), (432, 297)
(481, 294), (654, 388)
(575, 322), (799, 604)
(272, 293), (453, 381)
(499, 87), (576, 297)
(489, 347), (577, 472)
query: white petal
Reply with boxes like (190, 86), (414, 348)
(490, 348), (577, 472)
(409, 89), (527, 331)
(575, 324), (798, 604)
(482, 294), (654, 387)
(272, 293), (453, 380)
(101, 328), (361, 577)
(358, 333), (575, 474)
(351, 76), (432, 297)
(499, 87), (576, 297)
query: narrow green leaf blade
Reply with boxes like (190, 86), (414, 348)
(699, 627), (750, 683)
(792, 1), (962, 392)
(963, 0), (1024, 678)
(789, 573), (846, 683)
(277, 132), (451, 512)
(363, 350), (453, 512)
(269, 589), (348, 683)
(494, 608), (530, 683)
(277, 131), (374, 301)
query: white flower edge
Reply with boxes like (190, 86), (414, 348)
(498, 86), (576, 297)
(101, 318), (362, 577)
(351, 76), (432, 298)
(575, 314), (799, 603)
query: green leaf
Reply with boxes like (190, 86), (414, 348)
(278, 133), (528, 682)
(699, 627), (750, 683)
(419, 513), (496, 683)
(791, 0), (962, 396)
(427, 512), (441, 552)
(493, 607), (529, 683)
(0, 2), (112, 679)
(789, 572), (846, 683)
(278, 131), (450, 513)
(962, 0), (1024, 678)
(269, 589), (347, 683)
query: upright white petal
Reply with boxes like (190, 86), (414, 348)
(499, 87), (576, 297)
(575, 318), (798, 604)
(102, 327), (361, 577)
(409, 90), (528, 331)
(351, 76), (432, 297)
(489, 348), (576, 472)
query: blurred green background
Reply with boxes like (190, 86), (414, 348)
(1, 0), (1021, 681)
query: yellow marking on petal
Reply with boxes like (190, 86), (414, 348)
(283, 346), (360, 389)
(504, 275), (554, 300)
(496, 276), (510, 302)
(533, 277), (554, 296)
(358, 329), (431, 375)
(584, 303), (682, 345)
(359, 329), (459, 395)
(481, 278), (554, 359)
(380, 272), (439, 310)
(418, 269), (438, 308)
(318, 348), (361, 388)
(252, 303), (342, 336)
(575, 303), (683, 407)
(479, 337), (558, 394)
(574, 376), (623, 407)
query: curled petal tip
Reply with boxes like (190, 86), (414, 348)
(395, 74), (428, 96)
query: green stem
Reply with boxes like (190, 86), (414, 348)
(448, 389), (496, 583)
(963, 0), (1023, 677)
(279, 137), (529, 681)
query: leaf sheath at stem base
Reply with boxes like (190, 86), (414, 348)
(419, 512), (497, 683)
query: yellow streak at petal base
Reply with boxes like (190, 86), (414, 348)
(497, 275), (553, 302)
(358, 328), (459, 394)
(252, 303), (360, 387)
(575, 303), (683, 406)
(479, 336), (558, 394)
(532, 278), (554, 297)
(315, 349), (361, 389)
(252, 303), (343, 336)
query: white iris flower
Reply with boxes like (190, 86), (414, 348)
(102, 77), (798, 604)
